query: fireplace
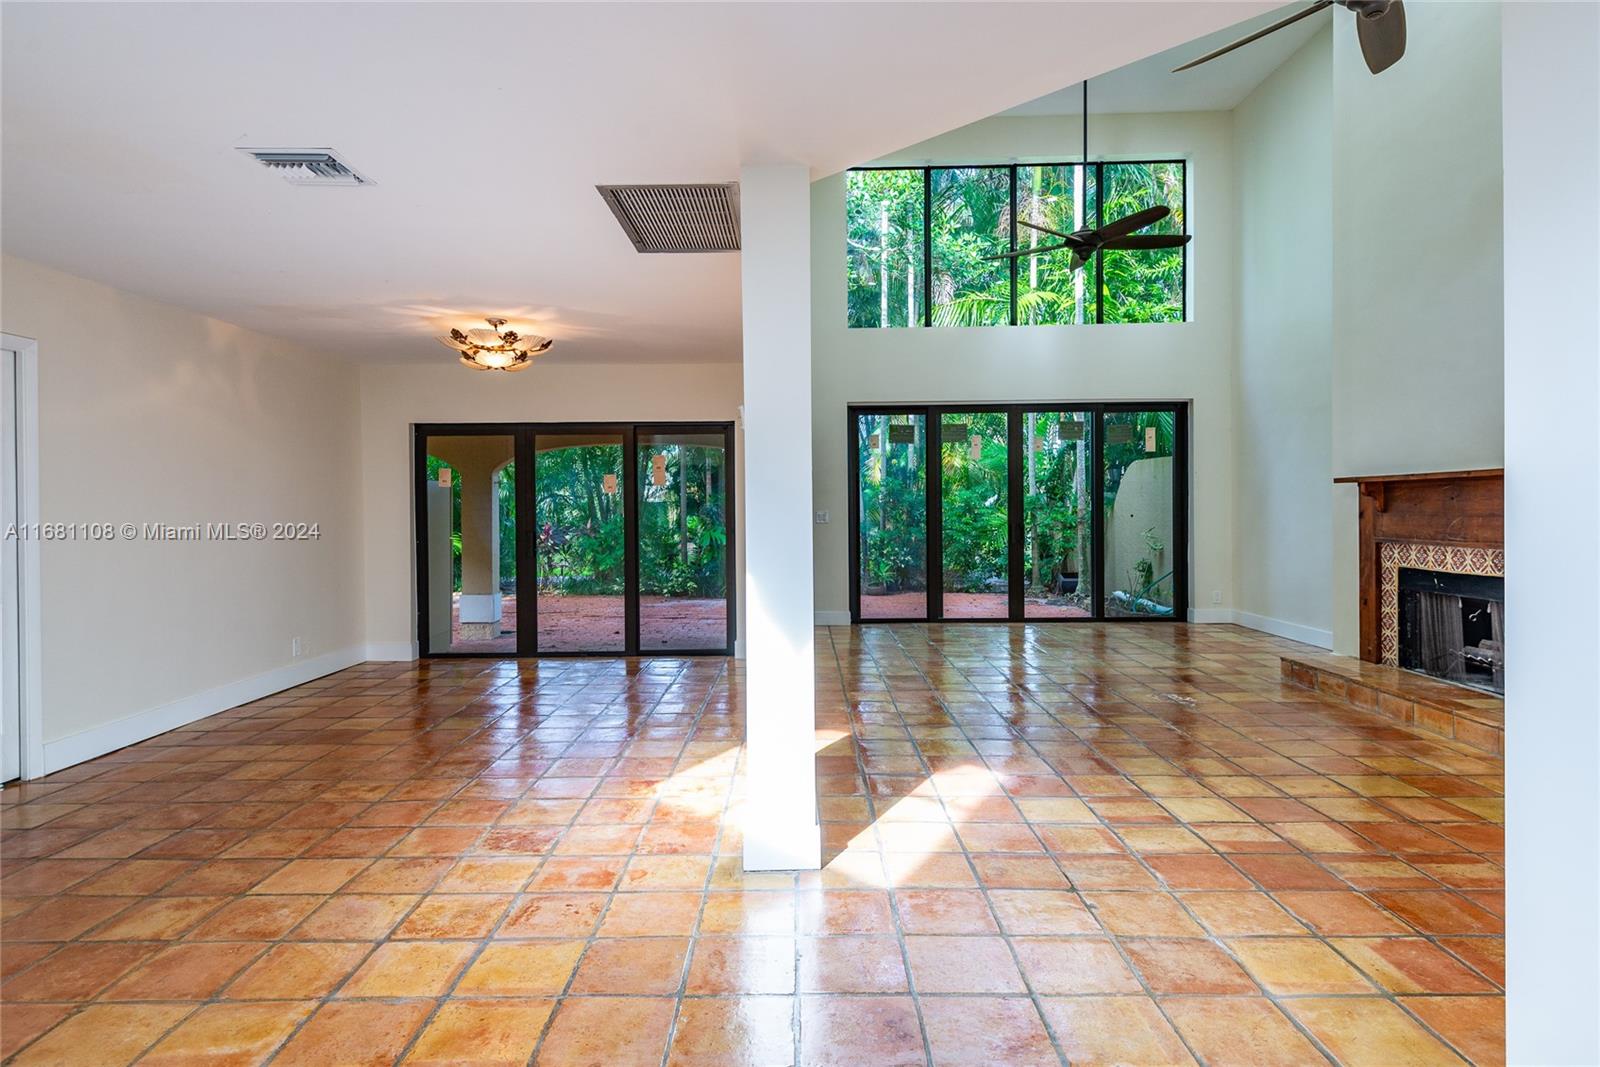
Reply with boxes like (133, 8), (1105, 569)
(1337, 468), (1505, 687)
(1397, 567), (1505, 694)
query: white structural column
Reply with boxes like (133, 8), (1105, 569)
(739, 163), (821, 871)
(1503, 4), (1600, 1063)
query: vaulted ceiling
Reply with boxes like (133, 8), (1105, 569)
(2, 2), (1275, 364)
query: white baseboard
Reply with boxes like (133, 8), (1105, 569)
(1228, 610), (1334, 649)
(813, 605), (1332, 649)
(1187, 608), (1233, 624)
(40, 645), (366, 775)
(364, 641), (419, 662)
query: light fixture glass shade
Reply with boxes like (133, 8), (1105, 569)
(437, 317), (553, 371)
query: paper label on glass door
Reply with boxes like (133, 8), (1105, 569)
(1145, 426), (1158, 453)
(436, 467), (452, 487)
(602, 473), (618, 494)
(1059, 420), (1085, 441)
(969, 436), (983, 461)
(1106, 423), (1134, 445)
(941, 423), (968, 445)
(651, 453), (668, 487)
(887, 424), (917, 445)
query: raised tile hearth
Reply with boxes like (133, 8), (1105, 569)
(1282, 653), (1505, 754)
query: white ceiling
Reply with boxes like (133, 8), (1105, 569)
(1, 2), (1274, 366)
(1003, 4), (1331, 117)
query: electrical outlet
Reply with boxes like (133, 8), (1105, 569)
(1211, 590), (1222, 605)
(291, 636), (303, 658)
(815, 510), (830, 524)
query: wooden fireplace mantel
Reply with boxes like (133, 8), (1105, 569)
(1337, 469), (1504, 662)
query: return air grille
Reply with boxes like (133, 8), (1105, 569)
(239, 148), (372, 186)
(597, 183), (740, 253)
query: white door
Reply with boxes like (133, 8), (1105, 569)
(1, 348), (19, 782)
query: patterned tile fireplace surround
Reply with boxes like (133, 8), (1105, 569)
(1378, 541), (1505, 668)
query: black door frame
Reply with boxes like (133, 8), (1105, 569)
(846, 402), (1189, 624)
(414, 421), (736, 658)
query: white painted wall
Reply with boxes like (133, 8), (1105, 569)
(810, 111), (1238, 621)
(357, 360), (743, 658)
(1231, 29), (1335, 648)
(1502, 3), (1600, 1060)
(1329, 0), (1504, 653)
(0, 255), (365, 770)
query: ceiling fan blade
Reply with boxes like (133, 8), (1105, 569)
(982, 242), (1071, 262)
(1355, 0), (1406, 74)
(1018, 219), (1076, 241)
(1095, 205), (1171, 242)
(1100, 233), (1193, 251)
(1172, 0), (1335, 72)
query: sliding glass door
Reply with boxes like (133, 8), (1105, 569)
(637, 428), (733, 652)
(940, 411), (1009, 618)
(415, 422), (735, 657)
(1022, 410), (1094, 619)
(855, 412), (928, 620)
(419, 430), (521, 654)
(1102, 409), (1179, 618)
(849, 403), (1185, 623)
(535, 432), (627, 653)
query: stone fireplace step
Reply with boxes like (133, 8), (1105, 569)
(1280, 653), (1504, 754)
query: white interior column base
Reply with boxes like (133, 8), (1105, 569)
(741, 812), (822, 872)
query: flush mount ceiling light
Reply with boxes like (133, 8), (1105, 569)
(438, 318), (553, 372)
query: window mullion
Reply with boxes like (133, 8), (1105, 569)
(1094, 162), (1105, 326)
(1008, 164), (1018, 327)
(922, 169), (932, 328)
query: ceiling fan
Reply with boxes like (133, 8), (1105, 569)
(1173, 0), (1406, 76)
(984, 81), (1191, 272)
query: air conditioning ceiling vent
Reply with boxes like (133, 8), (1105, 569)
(239, 148), (372, 186)
(597, 183), (740, 253)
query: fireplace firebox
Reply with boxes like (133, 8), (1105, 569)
(1397, 567), (1505, 694)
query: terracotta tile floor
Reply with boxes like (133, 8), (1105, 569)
(0, 623), (1504, 1065)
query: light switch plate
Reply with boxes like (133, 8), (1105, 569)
(815, 511), (830, 524)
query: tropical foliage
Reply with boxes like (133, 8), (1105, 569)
(856, 411), (1097, 611)
(931, 169), (1011, 327)
(846, 170), (924, 328)
(1100, 164), (1185, 323)
(939, 412), (1009, 592)
(427, 442), (727, 601)
(856, 415), (927, 593)
(846, 161), (1184, 328)
(1022, 413), (1093, 608)
(639, 443), (728, 598)
(535, 445), (625, 596)
(856, 409), (1180, 616)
